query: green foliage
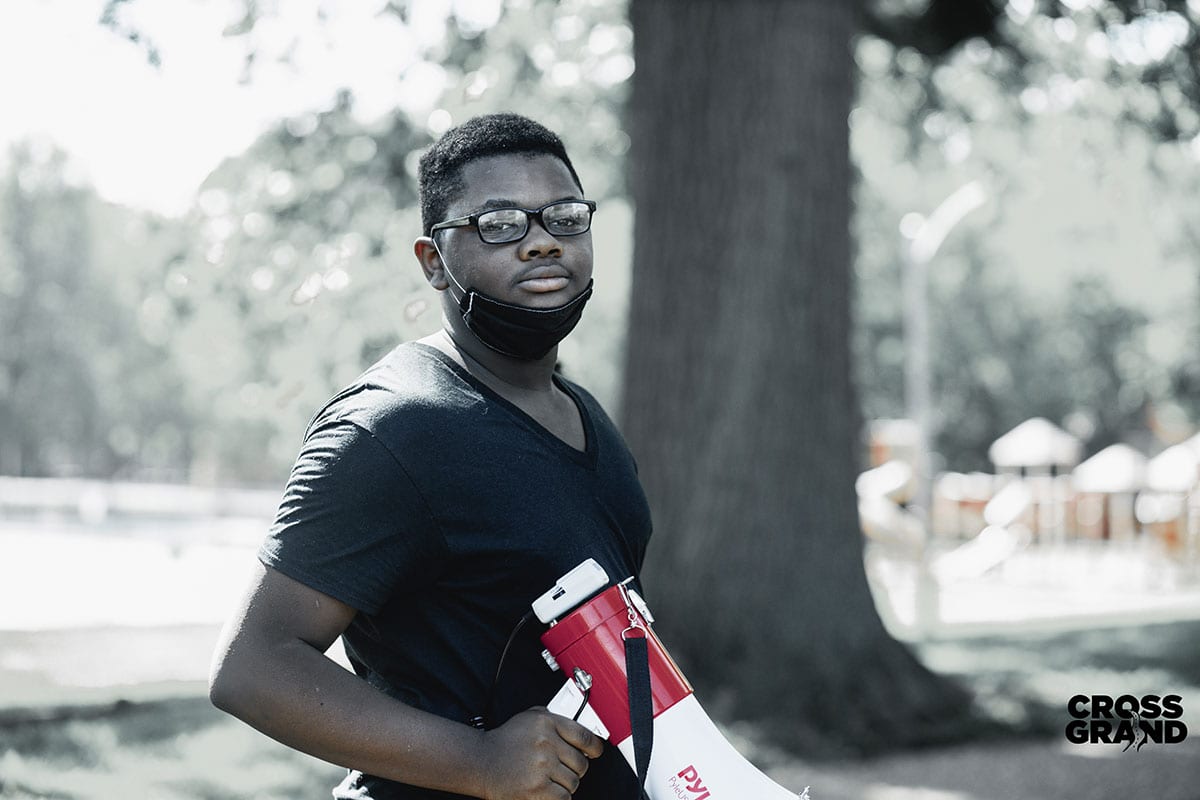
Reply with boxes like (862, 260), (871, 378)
(13, 0), (1192, 482)
(933, 270), (1151, 471)
(159, 97), (432, 483)
(852, 9), (1197, 469)
(98, 0), (161, 67)
(0, 144), (193, 478)
(866, 0), (1200, 144)
(426, 0), (633, 195)
(153, 0), (637, 483)
(0, 0), (635, 484)
(148, 0), (624, 482)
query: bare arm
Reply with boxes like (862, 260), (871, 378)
(209, 562), (603, 800)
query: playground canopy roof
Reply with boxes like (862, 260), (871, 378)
(1145, 443), (1200, 493)
(988, 417), (1082, 470)
(1072, 443), (1147, 494)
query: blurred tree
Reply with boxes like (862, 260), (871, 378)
(930, 267), (1152, 472)
(159, 95), (431, 482)
(866, 0), (1200, 145)
(0, 144), (193, 478)
(0, 145), (95, 475)
(1172, 213), (1200, 418)
(855, 0), (1198, 467)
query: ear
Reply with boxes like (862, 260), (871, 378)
(414, 236), (448, 290)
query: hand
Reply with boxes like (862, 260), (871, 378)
(476, 706), (605, 800)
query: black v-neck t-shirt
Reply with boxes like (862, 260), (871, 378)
(260, 342), (653, 799)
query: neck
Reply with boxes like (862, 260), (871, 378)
(438, 322), (558, 394)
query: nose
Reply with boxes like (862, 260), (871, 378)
(518, 218), (564, 260)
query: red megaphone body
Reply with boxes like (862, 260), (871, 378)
(535, 561), (807, 800)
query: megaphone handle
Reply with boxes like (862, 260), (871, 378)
(625, 629), (653, 800)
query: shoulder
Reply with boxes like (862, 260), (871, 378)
(311, 342), (482, 434)
(296, 342), (497, 477)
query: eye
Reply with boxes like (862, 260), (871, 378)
(548, 217), (582, 231)
(479, 218), (518, 234)
(478, 210), (524, 236)
(545, 204), (590, 233)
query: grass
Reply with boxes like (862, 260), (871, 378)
(0, 698), (343, 799)
(3, 621), (1199, 799)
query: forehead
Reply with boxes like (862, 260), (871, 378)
(451, 153), (581, 215)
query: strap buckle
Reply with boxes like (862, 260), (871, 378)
(618, 583), (646, 639)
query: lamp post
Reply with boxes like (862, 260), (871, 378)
(901, 179), (988, 635)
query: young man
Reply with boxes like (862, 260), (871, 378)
(209, 114), (651, 800)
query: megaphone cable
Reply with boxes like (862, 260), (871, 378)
(570, 667), (593, 722)
(473, 609), (535, 730)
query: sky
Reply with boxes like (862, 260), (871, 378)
(0, 0), (495, 216)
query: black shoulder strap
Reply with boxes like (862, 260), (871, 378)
(625, 629), (654, 800)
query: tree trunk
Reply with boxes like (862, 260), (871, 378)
(622, 0), (973, 754)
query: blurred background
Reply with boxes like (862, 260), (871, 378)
(3, 0), (1200, 798)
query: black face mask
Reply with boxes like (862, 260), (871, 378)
(437, 248), (593, 360)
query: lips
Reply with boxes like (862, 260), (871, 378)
(516, 264), (571, 293)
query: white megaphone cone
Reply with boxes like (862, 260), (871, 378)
(534, 560), (809, 800)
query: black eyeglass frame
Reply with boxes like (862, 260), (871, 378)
(429, 200), (597, 244)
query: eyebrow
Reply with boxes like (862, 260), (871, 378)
(468, 196), (583, 215)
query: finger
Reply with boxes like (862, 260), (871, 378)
(557, 742), (590, 779)
(555, 717), (604, 759)
(548, 763), (582, 796)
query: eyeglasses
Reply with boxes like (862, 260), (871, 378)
(430, 200), (597, 244)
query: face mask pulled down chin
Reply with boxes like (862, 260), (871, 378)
(437, 248), (593, 360)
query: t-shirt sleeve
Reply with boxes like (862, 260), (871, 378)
(259, 419), (447, 614)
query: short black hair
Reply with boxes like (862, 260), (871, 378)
(417, 113), (583, 236)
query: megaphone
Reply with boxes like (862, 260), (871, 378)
(533, 560), (809, 800)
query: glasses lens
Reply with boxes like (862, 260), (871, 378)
(477, 208), (528, 243)
(542, 202), (592, 236)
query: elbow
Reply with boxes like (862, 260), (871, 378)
(208, 646), (252, 715)
(209, 636), (294, 720)
(208, 659), (236, 713)
(208, 672), (232, 712)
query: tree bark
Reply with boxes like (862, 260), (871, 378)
(623, 0), (973, 754)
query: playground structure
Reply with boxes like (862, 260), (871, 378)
(860, 417), (1200, 587)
